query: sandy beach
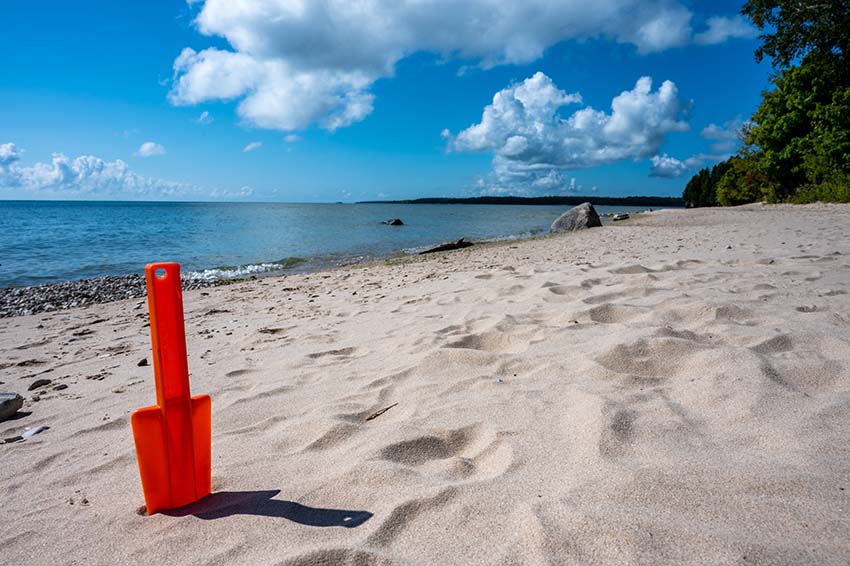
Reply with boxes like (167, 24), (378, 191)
(2, 204), (849, 565)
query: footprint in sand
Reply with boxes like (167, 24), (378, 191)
(610, 264), (656, 274)
(595, 337), (709, 380)
(751, 334), (794, 354)
(307, 346), (368, 359)
(225, 368), (254, 378)
(598, 404), (637, 458)
(378, 424), (513, 478)
(380, 431), (472, 465)
(306, 422), (361, 451)
(366, 487), (459, 548)
(444, 331), (526, 354)
(587, 303), (646, 324)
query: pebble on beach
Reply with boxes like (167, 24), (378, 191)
(0, 274), (223, 318)
(0, 392), (24, 422)
(27, 379), (52, 391)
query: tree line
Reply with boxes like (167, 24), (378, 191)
(365, 195), (684, 206)
(684, 0), (850, 207)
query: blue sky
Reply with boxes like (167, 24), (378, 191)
(0, 1), (771, 202)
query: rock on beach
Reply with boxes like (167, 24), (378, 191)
(549, 202), (602, 233)
(0, 392), (24, 422)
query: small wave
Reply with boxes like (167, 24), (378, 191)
(187, 257), (306, 281)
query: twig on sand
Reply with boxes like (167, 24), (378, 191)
(365, 403), (398, 422)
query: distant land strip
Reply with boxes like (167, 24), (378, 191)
(358, 195), (684, 207)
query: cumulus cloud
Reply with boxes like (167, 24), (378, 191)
(694, 16), (756, 45)
(649, 153), (705, 178)
(701, 117), (745, 154)
(0, 142), (22, 167)
(648, 117), (746, 178)
(171, 46), (374, 131)
(0, 143), (189, 196)
(196, 110), (214, 124)
(446, 72), (690, 193)
(283, 134), (300, 143)
(170, 1), (748, 131)
(135, 141), (166, 157)
(0, 142), (252, 199)
(242, 141), (262, 152)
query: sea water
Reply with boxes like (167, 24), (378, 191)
(0, 201), (659, 288)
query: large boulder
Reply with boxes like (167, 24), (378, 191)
(0, 392), (24, 422)
(549, 202), (602, 233)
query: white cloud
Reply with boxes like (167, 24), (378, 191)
(447, 72), (690, 193)
(701, 117), (745, 154)
(701, 118), (743, 141)
(0, 142), (253, 200)
(634, 5), (693, 53)
(135, 141), (166, 157)
(0, 142), (189, 196)
(211, 185), (254, 199)
(649, 119), (746, 178)
(170, 47), (374, 131)
(283, 134), (300, 143)
(694, 16), (756, 45)
(242, 141), (262, 152)
(170, 1), (747, 131)
(0, 142), (22, 167)
(196, 110), (214, 124)
(649, 153), (705, 178)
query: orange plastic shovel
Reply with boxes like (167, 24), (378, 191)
(131, 262), (211, 514)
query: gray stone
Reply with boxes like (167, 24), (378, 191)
(28, 378), (51, 391)
(383, 218), (404, 226)
(0, 392), (24, 422)
(549, 203), (602, 233)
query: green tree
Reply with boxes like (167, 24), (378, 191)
(716, 157), (764, 206)
(742, 0), (850, 69)
(744, 52), (850, 201)
(683, 167), (712, 208)
(682, 159), (737, 207)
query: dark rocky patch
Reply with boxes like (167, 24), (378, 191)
(1, 274), (224, 318)
(420, 238), (474, 255)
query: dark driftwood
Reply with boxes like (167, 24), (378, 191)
(419, 238), (474, 255)
(365, 403), (399, 421)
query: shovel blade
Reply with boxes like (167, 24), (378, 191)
(131, 395), (211, 514)
(131, 405), (170, 514)
(190, 394), (212, 500)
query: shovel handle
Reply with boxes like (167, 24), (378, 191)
(145, 262), (190, 406)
